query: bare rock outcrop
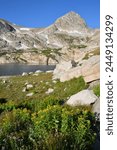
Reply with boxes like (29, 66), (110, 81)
(53, 55), (100, 83)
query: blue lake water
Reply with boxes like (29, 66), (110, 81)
(0, 63), (55, 76)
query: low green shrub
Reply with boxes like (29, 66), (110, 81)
(30, 106), (97, 150)
(0, 108), (31, 149)
(0, 105), (97, 150)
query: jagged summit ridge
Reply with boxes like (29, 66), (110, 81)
(0, 11), (88, 34)
(36, 11), (91, 48)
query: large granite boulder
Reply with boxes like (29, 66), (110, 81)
(53, 60), (73, 79)
(66, 89), (98, 106)
(81, 56), (100, 82)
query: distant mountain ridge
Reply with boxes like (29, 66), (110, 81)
(0, 11), (99, 64)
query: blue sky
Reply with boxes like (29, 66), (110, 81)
(0, 0), (100, 28)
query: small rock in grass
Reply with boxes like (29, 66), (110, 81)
(26, 93), (34, 97)
(45, 82), (49, 85)
(33, 73), (39, 76)
(25, 82), (29, 86)
(52, 80), (57, 84)
(64, 88), (67, 91)
(45, 88), (54, 94)
(26, 84), (33, 90)
(22, 72), (28, 76)
(2, 79), (7, 84)
(22, 87), (27, 92)
(29, 72), (33, 75)
(46, 70), (53, 73)
(35, 70), (42, 74)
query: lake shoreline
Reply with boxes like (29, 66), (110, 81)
(0, 76), (12, 79)
(0, 63), (55, 76)
(0, 62), (57, 66)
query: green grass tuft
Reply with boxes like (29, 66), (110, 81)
(93, 84), (100, 97)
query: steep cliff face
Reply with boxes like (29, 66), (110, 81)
(0, 12), (99, 64)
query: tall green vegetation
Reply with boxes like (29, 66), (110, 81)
(0, 74), (99, 149)
(0, 106), (97, 150)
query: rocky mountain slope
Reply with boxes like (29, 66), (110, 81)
(0, 11), (99, 64)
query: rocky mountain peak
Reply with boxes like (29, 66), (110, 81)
(54, 11), (88, 33)
(0, 12), (99, 65)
